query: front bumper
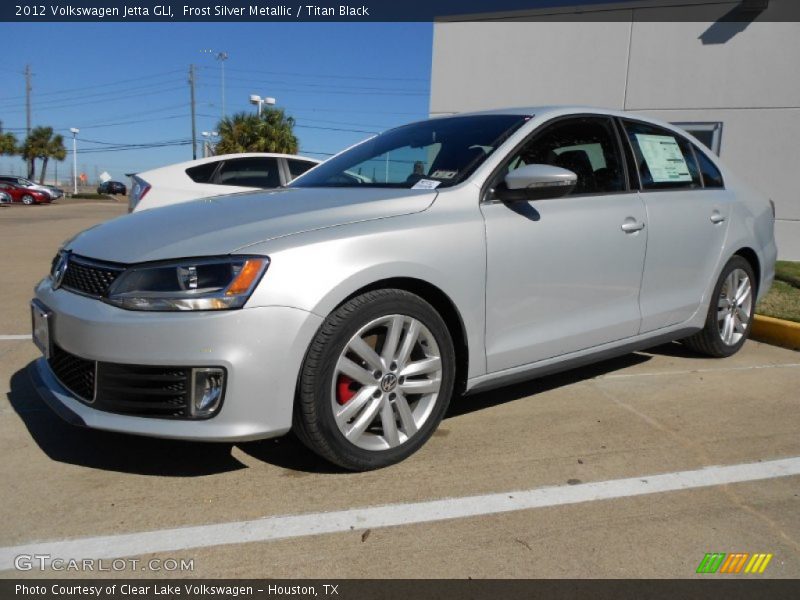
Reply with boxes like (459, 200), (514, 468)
(31, 278), (323, 441)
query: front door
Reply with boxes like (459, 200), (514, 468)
(482, 116), (648, 373)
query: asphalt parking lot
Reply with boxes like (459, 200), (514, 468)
(0, 200), (799, 579)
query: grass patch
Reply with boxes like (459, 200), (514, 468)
(775, 260), (800, 288)
(757, 261), (800, 323)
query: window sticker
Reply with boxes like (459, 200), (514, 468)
(411, 179), (441, 190)
(430, 170), (457, 180)
(635, 134), (693, 183)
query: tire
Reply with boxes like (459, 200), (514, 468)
(294, 289), (456, 471)
(21, 194), (35, 205)
(682, 256), (756, 358)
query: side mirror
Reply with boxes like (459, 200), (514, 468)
(495, 164), (577, 202)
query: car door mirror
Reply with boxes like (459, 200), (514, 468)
(496, 164), (577, 202)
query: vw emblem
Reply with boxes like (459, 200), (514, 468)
(52, 252), (69, 290)
(380, 373), (398, 393)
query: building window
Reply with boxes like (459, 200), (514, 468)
(671, 122), (723, 156)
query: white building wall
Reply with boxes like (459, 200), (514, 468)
(430, 0), (800, 258)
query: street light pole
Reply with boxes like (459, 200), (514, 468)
(69, 128), (79, 195)
(216, 52), (228, 120)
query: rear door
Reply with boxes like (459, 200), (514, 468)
(482, 116), (648, 372)
(621, 119), (732, 332)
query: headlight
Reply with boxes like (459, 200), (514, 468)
(105, 256), (269, 311)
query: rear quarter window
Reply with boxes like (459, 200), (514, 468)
(185, 161), (220, 184)
(693, 147), (725, 188)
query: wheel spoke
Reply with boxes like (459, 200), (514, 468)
(380, 400), (400, 447)
(381, 316), (404, 362)
(335, 385), (377, 425)
(723, 314), (734, 344)
(733, 314), (746, 334)
(346, 396), (383, 442)
(348, 336), (384, 372)
(400, 356), (441, 377)
(395, 320), (420, 367)
(393, 393), (417, 436)
(337, 357), (375, 387)
(735, 278), (750, 303)
(399, 378), (440, 395)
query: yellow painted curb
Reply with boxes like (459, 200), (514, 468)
(752, 315), (800, 351)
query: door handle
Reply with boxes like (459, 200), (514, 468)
(621, 219), (645, 233)
(710, 212), (726, 224)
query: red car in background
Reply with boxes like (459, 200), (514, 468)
(0, 182), (52, 205)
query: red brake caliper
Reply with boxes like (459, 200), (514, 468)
(336, 375), (357, 405)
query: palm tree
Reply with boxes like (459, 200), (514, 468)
(21, 127), (67, 184)
(0, 132), (18, 156)
(215, 108), (299, 155)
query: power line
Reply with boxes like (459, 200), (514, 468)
(219, 66), (427, 83)
(0, 68), (184, 102)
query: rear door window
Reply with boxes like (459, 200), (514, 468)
(215, 157), (281, 188)
(623, 120), (702, 190)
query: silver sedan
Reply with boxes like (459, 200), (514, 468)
(30, 106), (776, 470)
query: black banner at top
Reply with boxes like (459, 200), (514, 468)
(3, 0), (800, 22)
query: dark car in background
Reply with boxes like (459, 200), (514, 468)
(0, 182), (52, 205)
(97, 180), (127, 195)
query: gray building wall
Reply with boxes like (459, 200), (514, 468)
(430, 0), (800, 259)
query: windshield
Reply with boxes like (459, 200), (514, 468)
(291, 114), (529, 189)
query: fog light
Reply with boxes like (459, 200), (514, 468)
(191, 368), (225, 418)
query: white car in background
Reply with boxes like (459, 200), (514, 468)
(128, 153), (320, 212)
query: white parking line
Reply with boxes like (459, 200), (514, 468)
(1, 456), (799, 569)
(0, 335), (31, 341)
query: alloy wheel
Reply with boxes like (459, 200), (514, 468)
(717, 268), (752, 346)
(330, 314), (443, 451)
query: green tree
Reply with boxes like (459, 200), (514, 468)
(0, 132), (18, 156)
(215, 108), (299, 155)
(21, 126), (67, 184)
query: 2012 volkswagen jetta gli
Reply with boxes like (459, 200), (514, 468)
(30, 107), (776, 471)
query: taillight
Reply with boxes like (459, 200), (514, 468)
(128, 177), (151, 213)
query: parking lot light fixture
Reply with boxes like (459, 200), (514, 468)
(69, 128), (79, 195)
(249, 95), (276, 117)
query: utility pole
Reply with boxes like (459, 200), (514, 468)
(189, 64), (197, 160)
(216, 51), (228, 121)
(25, 64), (33, 178)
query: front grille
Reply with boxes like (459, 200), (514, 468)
(96, 363), (191, 418)
(48, 346), (194, 419)
(49, 344), (95, 401)
(61, 255), (124, 297)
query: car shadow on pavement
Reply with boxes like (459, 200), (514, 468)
(8, 366), (248, 477)
(447, 350), (656, 419)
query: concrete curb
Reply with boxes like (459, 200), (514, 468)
(752, 315), (800, 351)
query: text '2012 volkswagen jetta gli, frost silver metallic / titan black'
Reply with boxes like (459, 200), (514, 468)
(31, 107), (777, 470)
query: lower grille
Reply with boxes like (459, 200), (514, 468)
(96, 363), (191, 418)
(49, 344), (95, 401)
(48, 346), (193, 419)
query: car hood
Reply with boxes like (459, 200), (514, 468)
(66, 187), (437, 263)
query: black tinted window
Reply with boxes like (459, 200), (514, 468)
(503, 117), (626, 196)
(694, 147), (724, 188)
(623, 120), (701, 190)
(186, 161), (219, 184)
(288, 159), (316, 180)
(216, 157), (280, 188)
